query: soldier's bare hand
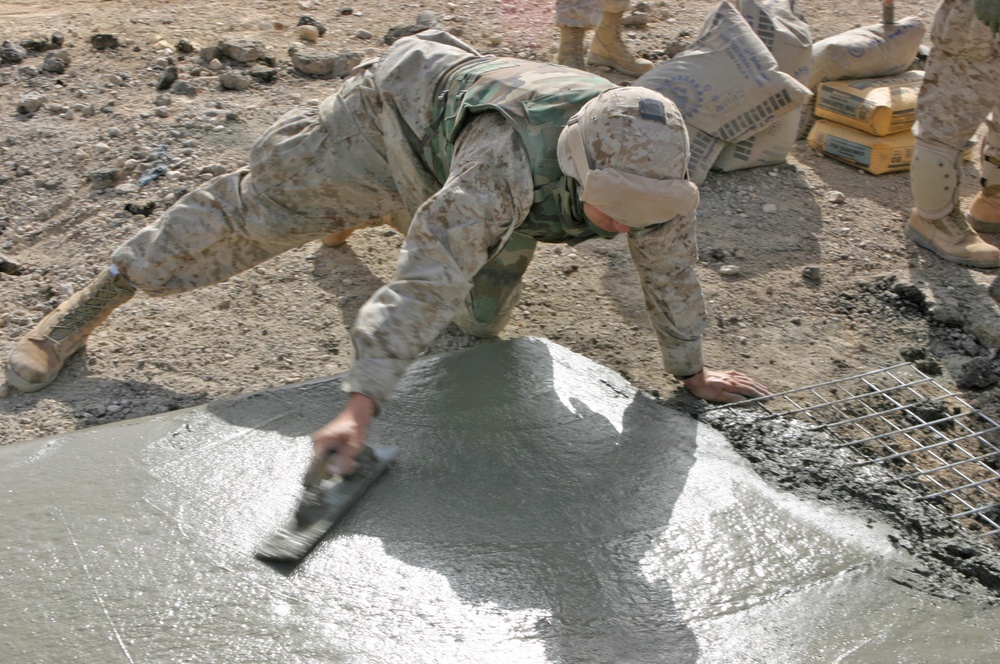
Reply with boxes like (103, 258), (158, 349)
(681, 369), (770, 404)
(307, 393), (377, 483)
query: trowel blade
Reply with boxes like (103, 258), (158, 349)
(255, 445), (399, 563)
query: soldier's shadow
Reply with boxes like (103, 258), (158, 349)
(361, 338), (701, 663)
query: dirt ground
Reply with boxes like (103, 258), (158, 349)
(2, 0), (999, 452)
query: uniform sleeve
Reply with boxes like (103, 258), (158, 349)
(342, 113), (534, 409)
(627, 211), (706, 378)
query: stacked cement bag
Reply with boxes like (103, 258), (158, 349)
(807, 70), (924, 174)
(634, 1), (811, 183)
(712, 0), (812, 172)
(797, 16), (925, 140)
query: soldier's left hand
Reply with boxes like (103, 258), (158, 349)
(681, 369), (770, 403)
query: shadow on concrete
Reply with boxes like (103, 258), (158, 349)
(205, 337), (702, 662)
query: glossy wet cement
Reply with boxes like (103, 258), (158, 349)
(1, 338), (997, 663)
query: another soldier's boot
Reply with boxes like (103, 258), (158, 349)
(968, 192), (1000, 233)
(905, 208), (1000, 269)
(557, 26), (587, 70)
(322, 228), (355, 247)
(587, 11), (653, 76)
(5, 269), (135, 392)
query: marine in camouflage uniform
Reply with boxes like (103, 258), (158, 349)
(907, 0), (1000, 268)
(6, 30), (766, 474)
(555, 0), (653, 76)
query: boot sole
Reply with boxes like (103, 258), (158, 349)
(905, 223), (1000, 269)
(968, 212), (1000, 234)
(585, 54), (650, 77)
(4, 363), (58, 393)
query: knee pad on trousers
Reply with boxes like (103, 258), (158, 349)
(911, 140), (963, 219)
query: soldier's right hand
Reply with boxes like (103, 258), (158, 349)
(307, 393), (377, 482)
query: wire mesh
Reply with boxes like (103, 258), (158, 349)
(717, 363), (1000, 541)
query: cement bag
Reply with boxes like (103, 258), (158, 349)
(635, 0), (811, 143)
(687, 127), (725, 185)
(713, 0), (812, 171)
(814, 70), (923, 136)
(808, 16), (925, 89)
(807, 118), (915, 175)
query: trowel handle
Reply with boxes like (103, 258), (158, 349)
(883, 0), (894, 26)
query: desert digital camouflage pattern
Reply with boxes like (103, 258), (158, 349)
(556, 0), (632, 28)
(111, 30), (706, 410)
(912, 0), (1000, 187)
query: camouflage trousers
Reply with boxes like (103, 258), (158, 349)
(555, 0), (630, 28)
(109, 70), (533, 337)
(912, 0), (1000, 199)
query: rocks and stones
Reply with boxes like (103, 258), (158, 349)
(719, 264), (741, 277)
(87, 168), (125, 190)
(802, 265), (821, 284)
(219, 72), (252, 91)
(90, 34), (120, 50)
(176, 39), (195, 54)
(384, 25), (431, 45)
(297, 24), (321, 42)
(19, 35), (52, 52)
(0, 253), (24, 276)
(172, 80), (198, 96)
(157, 65), (178, 90)
(249, 68), (278, 84)
(288, 46), (362, 76)
(40, 49), (71, 74)
(356, 29), (373, 40)
(954, 356), (999, 390)
(220, 40), (267, 63)
(1, 40), (27, 64)
(623, 12), (651, 27)
(297, 15), (327, 36)
(16, 92), (46, 115)
(827, 190), (846, 204)
(124, 201), (157, 216)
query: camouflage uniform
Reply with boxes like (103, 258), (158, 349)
(912, 0), (1000, 215)
(556, 0), (632, 28)
(111, 30), (705, 410)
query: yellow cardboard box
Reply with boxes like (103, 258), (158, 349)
(814, 70), (923, 136)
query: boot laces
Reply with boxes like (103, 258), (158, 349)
(44, 279), (132, 344)
(933, 208), (976, 239)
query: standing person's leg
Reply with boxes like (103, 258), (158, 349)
(6, 76), (402, 392)
(907, 1), (1000, 267)
(968, 106), (1000, 231)
(588, 0), (652, 76)
(555, 0), (603, 70)
(453, 232), (537, 338)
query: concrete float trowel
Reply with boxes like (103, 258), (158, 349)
(256, 445), (399, 563)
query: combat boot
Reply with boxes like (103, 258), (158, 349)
(905, 208), (1000, 269)
(968, 192), (1000, 234)
(557, 26), (587, 70)
(587, 11), (653, 77)
(5, 270), (135, 392)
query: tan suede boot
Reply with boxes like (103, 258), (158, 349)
(905, 208), (1000, 268)
(322, 228), (355, 247)
(587, 11), (652, 76)
(5, 270), (135, 392)
(557, 26), (587, 70)
(967, 192), (1000, 234)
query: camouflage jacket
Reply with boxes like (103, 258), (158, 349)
(343, 31), (706, 409)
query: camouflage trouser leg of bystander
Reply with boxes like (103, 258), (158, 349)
(453, 232), (537, 338)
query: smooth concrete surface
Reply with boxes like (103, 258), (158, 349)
(1, 338), (998, 663)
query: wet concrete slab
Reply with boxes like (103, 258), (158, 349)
(1, 338), (997, 663)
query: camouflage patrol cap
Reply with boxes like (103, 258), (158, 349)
(557, 86), (699, 227)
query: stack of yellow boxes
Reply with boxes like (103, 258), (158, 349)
(806, 70), (924, 175)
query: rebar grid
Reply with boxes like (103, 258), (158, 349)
(717, 364), (1000, 541)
